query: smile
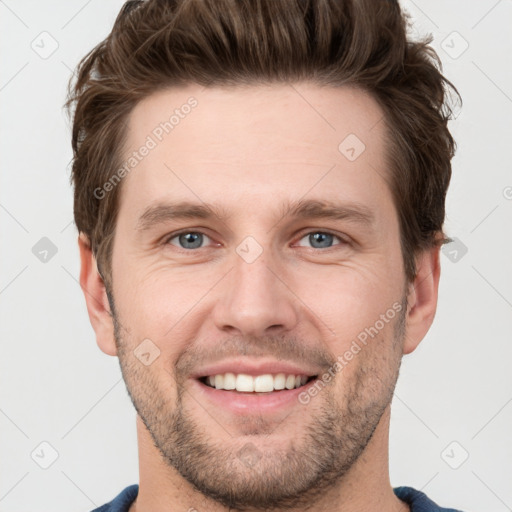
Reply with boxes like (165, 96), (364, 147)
(199, 372), (317, 393)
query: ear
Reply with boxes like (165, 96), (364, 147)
(403, 245), (441, 355)
(78, 233), (117, 356)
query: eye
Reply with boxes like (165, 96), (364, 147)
(165, 230), (347, 251)
(296, 231), (346, 249)
(167, 231), (213, 250)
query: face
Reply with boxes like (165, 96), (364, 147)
(108, 83), (410, 509)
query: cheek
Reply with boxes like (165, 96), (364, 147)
(112, 224), (405, 350)
(293, 262), (403, 344)
(325, 307), (404, 408)
(113, 262), (218, 345)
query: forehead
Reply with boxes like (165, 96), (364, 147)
(125, 82), (386, 158)
(119, 82), (392, 224)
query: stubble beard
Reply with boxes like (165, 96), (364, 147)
(111, 296), (407, 511)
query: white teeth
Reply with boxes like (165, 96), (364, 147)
(214, 374), (224, 389)
(285, 375), (296, 390)
(274, 373), (286, 390)
(254, 374), (274, 392)
(223, 372), (236, 390)
(236, 374), (254, 392)
(203, 372), (313, 392)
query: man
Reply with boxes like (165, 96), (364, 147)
(66, 0), (464, 510)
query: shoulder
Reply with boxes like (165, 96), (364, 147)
(394, 486), (466, 512)
(90, 484), (139, 512)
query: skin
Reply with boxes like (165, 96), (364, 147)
(79, 83), (440, 512)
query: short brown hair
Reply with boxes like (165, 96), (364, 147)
(65, 0), (461, 286)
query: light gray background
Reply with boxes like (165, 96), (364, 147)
(1, 1), (511, 511)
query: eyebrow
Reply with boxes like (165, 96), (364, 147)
(136, 199), (375, 232)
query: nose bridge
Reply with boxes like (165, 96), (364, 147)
(212, 240), (298, 336)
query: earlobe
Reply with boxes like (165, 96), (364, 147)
(78, 233), (118, 356)
(403, 246), (441, 355)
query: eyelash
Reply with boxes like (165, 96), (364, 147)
(164, 229), (349, 251)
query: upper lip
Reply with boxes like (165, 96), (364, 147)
(191, 358), (321, 379)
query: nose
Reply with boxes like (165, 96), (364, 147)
(212, 248), (299, 338)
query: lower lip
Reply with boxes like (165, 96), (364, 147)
(190, 378), (316, 414)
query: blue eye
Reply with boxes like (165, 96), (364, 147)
(166, 230), (346, 251)
(168, 232), (211, 249)
(296, 232), (344, 249)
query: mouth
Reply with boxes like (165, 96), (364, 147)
(198, 373), (318, 393)
(190, 359), (324, 413)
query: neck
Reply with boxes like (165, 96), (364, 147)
(129, 406), (409, 512)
